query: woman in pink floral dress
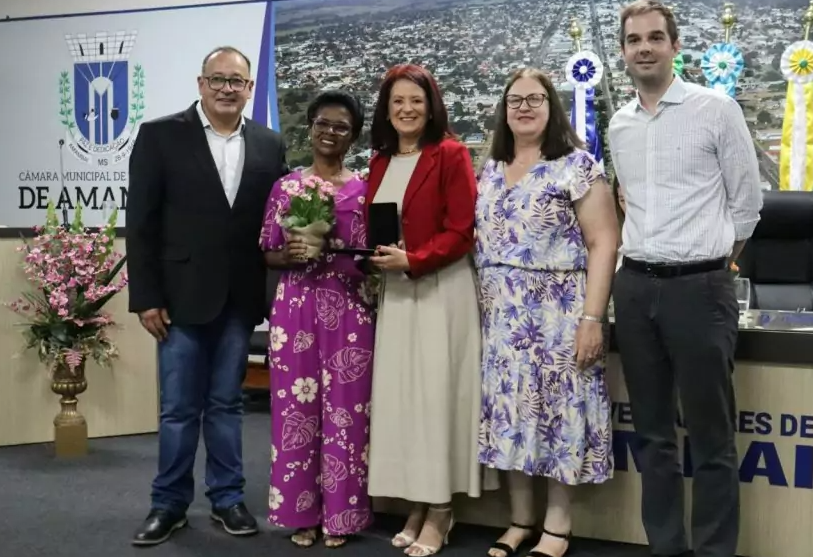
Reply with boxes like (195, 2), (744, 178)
(261, 91), (375, 549)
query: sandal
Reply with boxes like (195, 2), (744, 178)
(291, 527), (318, 547)
(405, 506), (454, 557)
(392, 505), (427, 548)
(392, 531), (417, 548)
(324, 535), (348, 548)
(487, 523), (536, 557)
(526, 528), (571, 557)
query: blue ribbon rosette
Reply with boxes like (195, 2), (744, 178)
(566, 51), (604, 167)
(701, 42), (744, 98)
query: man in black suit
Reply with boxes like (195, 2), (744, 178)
(126, 46), (287, 546)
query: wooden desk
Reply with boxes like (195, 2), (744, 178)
(244, 360), (269, 390)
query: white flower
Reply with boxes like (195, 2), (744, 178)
(349, 496), (358, 505)
(269, 486), (284, 510)
(271, 445), (278, 463)
(270, 327), (288, 352)
(322, 372), (332, 388)
(276, 283), (285, 301)
(347, 333), (357, 343)
(277, 389), (286, 399)
(292, 377), (318, 403)
(361, 443), (369, 465)
(280, 179), (303, 196)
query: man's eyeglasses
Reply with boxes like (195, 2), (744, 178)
(313, 119), (352, 137)
(505, 93), (548, 109)
(204, 76), (249, 92)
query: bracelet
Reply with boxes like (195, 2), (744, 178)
(580, 314), (605, 323)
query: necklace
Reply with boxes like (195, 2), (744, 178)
(397, 145), (420, 156)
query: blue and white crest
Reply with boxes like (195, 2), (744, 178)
(59, 31), (145, 165)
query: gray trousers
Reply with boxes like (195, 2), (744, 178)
(613, 266), (739, 557)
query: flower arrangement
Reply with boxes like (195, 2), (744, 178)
(6, 201), (128, 374)
(280, 174), (338, 259)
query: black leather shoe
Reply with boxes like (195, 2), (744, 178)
(131, 509), (187, 546)
(210, 503), (258, 536)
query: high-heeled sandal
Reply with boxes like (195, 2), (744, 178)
(487, 522), (536, 557)
(392, 507), (427, 548)
(526, 528), (571, 557)
(392, 531), (417, 548)
(405, 506), (455, 557)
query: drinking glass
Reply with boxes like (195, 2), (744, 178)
(734, 277), (751, 313)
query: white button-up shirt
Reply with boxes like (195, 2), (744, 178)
(608, 76), (763, 263)
(196, 101), (245, 207)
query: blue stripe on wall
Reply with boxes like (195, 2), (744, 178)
(251, 1), (272, 126)
(267, 1), (280, 131)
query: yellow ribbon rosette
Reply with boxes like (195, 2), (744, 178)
(779, 40), (813, 191)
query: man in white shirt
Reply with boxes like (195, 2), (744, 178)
(127, 46), (288, 546)
(608, 3), (762, 557)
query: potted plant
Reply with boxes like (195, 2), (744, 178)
(5, 201), (128, 457)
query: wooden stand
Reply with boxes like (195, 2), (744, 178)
(51, 363), (89, 458)
(54, 420), (88, 457)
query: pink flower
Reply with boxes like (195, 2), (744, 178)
(280, 179), (304, 197)
(64, 349), (84, 372)
(6, 224), (128, 369)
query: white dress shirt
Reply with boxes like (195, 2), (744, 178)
(608, 77), (763, 263)
(196, 101), (246, 207)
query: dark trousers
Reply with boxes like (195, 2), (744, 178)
(613, 266), (739, 557)
(151, 304), (253, 513)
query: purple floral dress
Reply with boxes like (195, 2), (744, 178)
(474, 149), (613, 485)
(260, 171), (376, 535)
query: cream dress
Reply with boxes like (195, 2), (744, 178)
(367, 153), (482, 504)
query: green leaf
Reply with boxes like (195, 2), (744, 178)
(70, 203), (84, 232)
(45, 200), (59, 230)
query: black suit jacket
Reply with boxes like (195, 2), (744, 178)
(125, 102), (288, 326)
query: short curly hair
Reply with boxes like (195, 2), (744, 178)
(306, 90), (365, 141)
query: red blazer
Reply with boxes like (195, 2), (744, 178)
(366, 138), (477, 278)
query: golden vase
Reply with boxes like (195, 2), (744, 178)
(50, 361), (88, 457)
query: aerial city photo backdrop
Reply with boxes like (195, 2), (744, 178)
(273, 0), (813, 189)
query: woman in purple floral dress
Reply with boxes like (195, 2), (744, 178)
(261, 91), (375, 549)
(475, 69), (619, 557)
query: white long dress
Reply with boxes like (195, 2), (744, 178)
(367, 153), (482, 504)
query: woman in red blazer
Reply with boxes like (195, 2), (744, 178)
(365, 64), (482, 557)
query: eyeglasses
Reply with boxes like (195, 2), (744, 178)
(505, 93), (548, 109)
(313, 118), (352, 137)
(204, 75), (249, 92)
